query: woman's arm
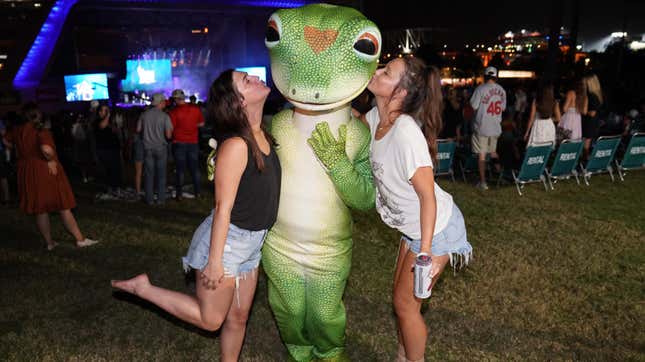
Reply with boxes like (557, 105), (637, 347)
(201, 137), (247, 289)
(411, 166), (437, 255)
(553, 101), (561, 123)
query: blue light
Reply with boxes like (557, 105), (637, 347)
(13, 0), (316, 90)
(13, 0), (78, 89)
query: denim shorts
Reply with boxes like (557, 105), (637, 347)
(401, 203), (473, 268)
(182, 210), (268, 277)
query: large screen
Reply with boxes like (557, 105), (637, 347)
(64, 73), (109, 102)
(121, 59), (172, 92)
(235, 66), (267, 83)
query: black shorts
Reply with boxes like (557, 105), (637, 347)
(582, 117), (600, 139)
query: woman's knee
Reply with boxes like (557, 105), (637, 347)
(225, 305), (251, 328)
(392, 290), (418, 317)
(201, 314), (225, 332)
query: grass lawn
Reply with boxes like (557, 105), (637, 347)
(1, 171), (644, 361)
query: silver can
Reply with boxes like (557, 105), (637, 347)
(414, 253), (433, 299)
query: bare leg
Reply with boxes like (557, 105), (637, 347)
(111, 273), (236, 332)
(35, 213), (54, 247)
(134, 161), (143, 194)
(478, 152), (487, 184)
(220, 269), (259, 362)
(393, 240), (411, 362)
(59, 209), (85, 242)
(393, 250), (450, 361)
(583, 138), (592, 162)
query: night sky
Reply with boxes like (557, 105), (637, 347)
(361, 0), (645, 50)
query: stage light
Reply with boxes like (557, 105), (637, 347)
(203, 27), (208, 33)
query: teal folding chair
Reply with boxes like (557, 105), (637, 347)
(435, 139), (456, 182)
(616, 132), (645, 181)
(546, 139), (583, 189)
(508, 142), (553, 196)
(582, 135), (621, 185)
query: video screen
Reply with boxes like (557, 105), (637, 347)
(64, 73), (109, 102)
(235, 66), (267, 83)
(121, 59), (172, 92)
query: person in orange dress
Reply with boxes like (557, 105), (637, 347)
(3, 103), (98, 250)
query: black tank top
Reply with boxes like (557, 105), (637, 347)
(230, 142), (281, 231)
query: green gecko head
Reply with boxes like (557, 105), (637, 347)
(265, 3), (381, 111)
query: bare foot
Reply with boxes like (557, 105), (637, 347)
(111, 274), (150, 296)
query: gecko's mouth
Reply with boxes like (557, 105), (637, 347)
(285, 82), (368, 112)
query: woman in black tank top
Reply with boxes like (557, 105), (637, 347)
(112, 69), (280, 360)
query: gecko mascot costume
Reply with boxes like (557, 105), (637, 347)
(262, 4), (380, 361)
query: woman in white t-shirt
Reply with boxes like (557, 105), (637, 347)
(361, 57), (472, 362)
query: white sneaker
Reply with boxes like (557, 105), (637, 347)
(77, 238), (99, 248)
(475, 182), (489, 190)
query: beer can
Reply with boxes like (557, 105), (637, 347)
(414, 253), (432, 299)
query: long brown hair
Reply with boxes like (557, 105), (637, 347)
(391, 57), (443, 163)
(536, 83), (555, 118)
(207, 69), (276, 172)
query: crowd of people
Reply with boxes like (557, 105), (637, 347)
(402, 67), (645, 190)
(1, 88), (209, 208)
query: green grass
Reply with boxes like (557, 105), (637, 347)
(1, 171), (644, 361)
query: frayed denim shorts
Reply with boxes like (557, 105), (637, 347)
(401, 203), (473, 268)
(182, 210), (268, 277)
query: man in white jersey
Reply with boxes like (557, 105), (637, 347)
(469, 66), (506, 190)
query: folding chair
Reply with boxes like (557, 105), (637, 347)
(435, 139), (456, 182)
(503, 142), (553, 196)
(545, 139), (584, 189)
(582, 135), (621, 185)
(616, 132), (645, 181)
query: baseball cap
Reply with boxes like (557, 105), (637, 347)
(484, 66), (498, 78)
(171, 89), (186, 100)
(151, 93), (167, 106)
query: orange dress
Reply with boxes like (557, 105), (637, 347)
(7, 123), (76, 214)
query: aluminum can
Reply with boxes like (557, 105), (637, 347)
(414, 253), (432, 299)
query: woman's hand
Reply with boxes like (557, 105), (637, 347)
(429, 253), (441, 278)
(199, 261), (225, 290)
(47, 160), (58, 176)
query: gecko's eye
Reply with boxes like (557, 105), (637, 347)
(265, 13), (282, 49)
(353, 28), (381, 61)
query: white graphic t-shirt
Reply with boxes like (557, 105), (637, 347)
(365, 107), (454, 240)
(470, 82), (507, 137)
